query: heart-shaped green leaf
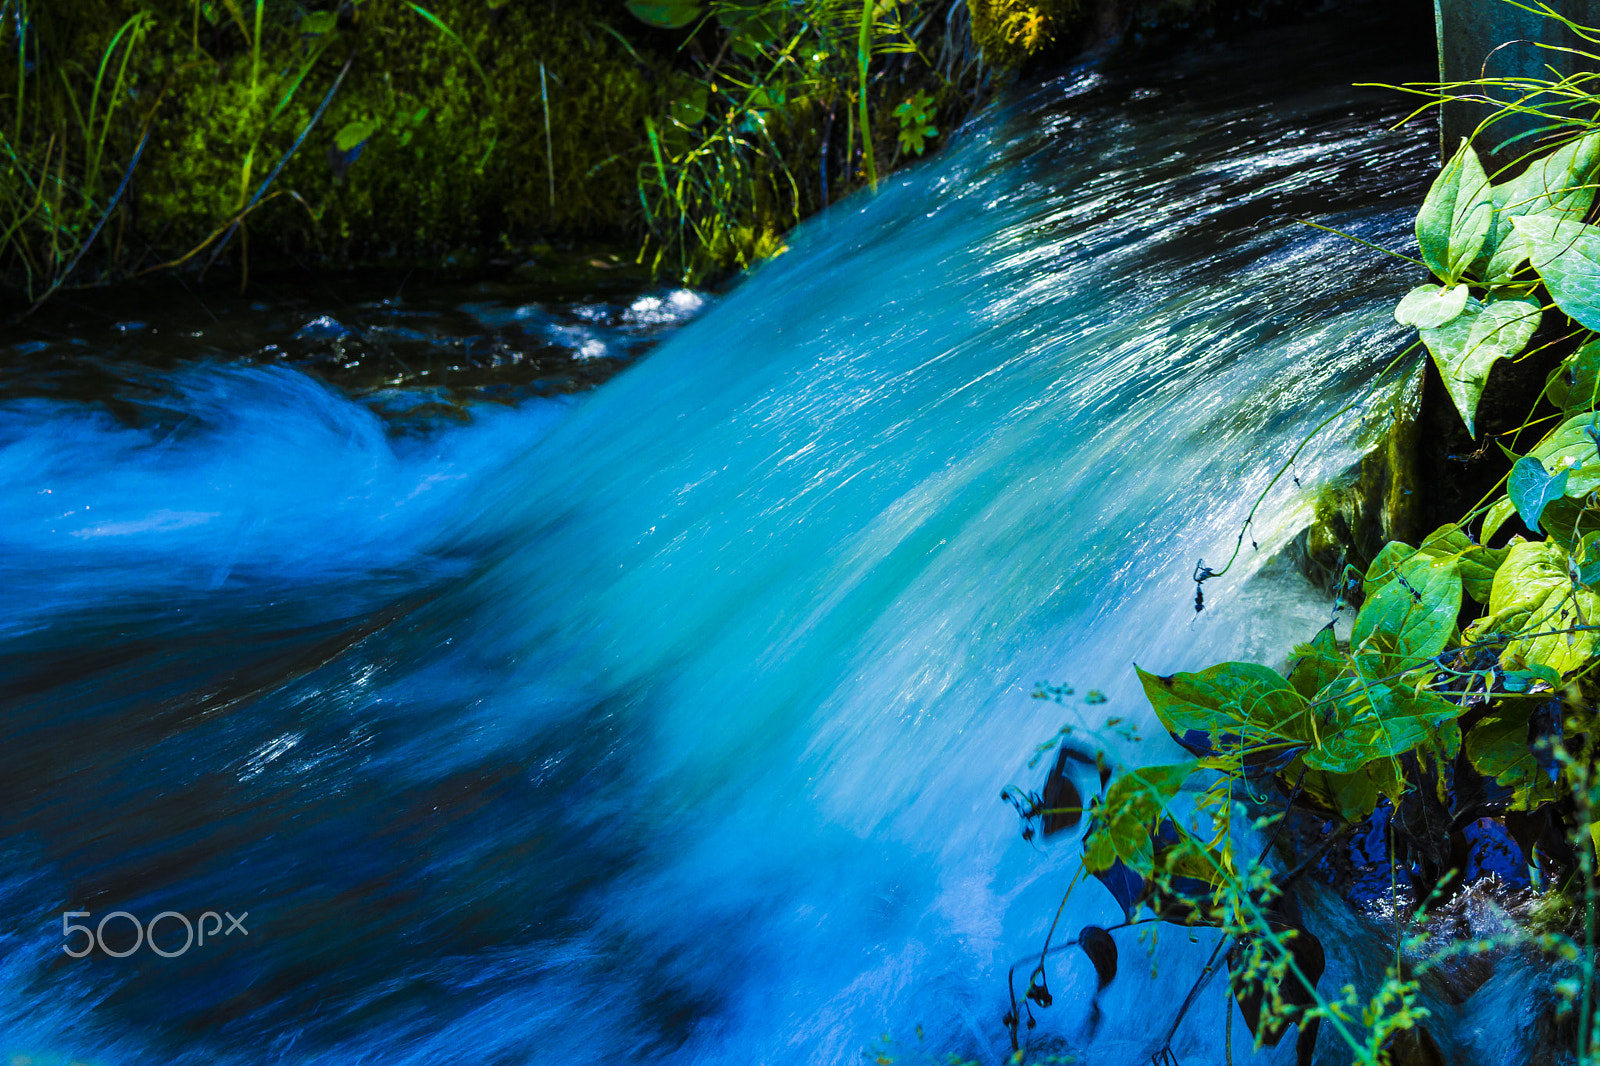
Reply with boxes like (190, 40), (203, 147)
(1578, 531), (1600, 586)
(1509, 454), (1573, 534)
(1368, 525), (1505, 603)
(626, 0), (701, 29)
(1527, 411), (1600, 497)
(1083, 762), (1195, 876)
(1465, 709), (1556, 809)
(1304, 679), (1461, 772)
(1546, 336), (1600, 414)
(1487, 539), (1570, 617)
(1136, 662), (1306, 743)
(1513, 213), (1600, 330)
(1419, 293), (1542, 434)
(1472, 540), (1600, 675)
(1476, 131), (1600, 282)
(1395, 283), (1470, 328)
(1352, 552), (1462, 664)
(1418, 138), (1493, 283)
(1509, 583), (1600, 674)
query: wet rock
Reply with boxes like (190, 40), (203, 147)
(1292, 368), (1423, 594)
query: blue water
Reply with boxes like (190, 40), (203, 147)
(1, 18), (1434, 1066)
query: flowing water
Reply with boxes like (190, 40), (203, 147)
(1, 13), (1442, 1066)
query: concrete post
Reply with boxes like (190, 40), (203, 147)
(1437, 0), (1600, 170)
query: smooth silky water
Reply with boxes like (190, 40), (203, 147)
(0, 14), (1448, 1066)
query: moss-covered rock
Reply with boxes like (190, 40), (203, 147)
(0, 0), (990, 289)
(125, 0), (675, 267)
(967, 0), (1083, 68)
(1296, 372), (1423, 593)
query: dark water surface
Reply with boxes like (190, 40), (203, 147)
(2, 13), (1439, 1065)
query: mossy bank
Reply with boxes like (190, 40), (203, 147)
(0, 0), (1368, 304)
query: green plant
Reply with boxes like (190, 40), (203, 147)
(626, 0), (982, 281)
(0, 0), (988, 297)
(966, 0), (1075, 69)
(893, 87), (938, 155)
(0, 0), (691, 300)
(0, 1), (160, 302)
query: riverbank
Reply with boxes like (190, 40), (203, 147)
(0, 0), (1406, 310)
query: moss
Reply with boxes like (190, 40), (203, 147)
(122, 0), (674, 267)
(0, 0), (992, 288)
(967, 0), (1082, 69)
(1296, 376), (1423, 593)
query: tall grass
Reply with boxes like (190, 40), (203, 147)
(0, 2), (159, 302)
(0, 0), (498, 305)
(633, 0), (988, 282)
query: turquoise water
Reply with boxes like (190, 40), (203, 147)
(0, 16), (1432, 1066)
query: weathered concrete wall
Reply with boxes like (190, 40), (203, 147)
(1438, 0), (1600, 172)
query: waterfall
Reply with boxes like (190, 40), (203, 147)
(0, 13), (1434, 1065)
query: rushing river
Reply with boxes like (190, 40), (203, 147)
(1, 11), (1436, 1066)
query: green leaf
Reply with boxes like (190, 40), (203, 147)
(1363, 541), (1414, 598)
(1395, 283), (1470, 328)
(1508, 582), (1600, 675)
(1501, 663), (1562, 692)
(1578, 531), (1600, 586)
(1417, 138), (1493, 283)
(1380, 686), (1466, 761)
(299, 11), (337, 34)
(1528, 411), (1600, 498)
(1298, 761), (1394, 823)
(1107, 762), (1194, 820)
(1465, 709), (1556, 809)
(1546, 337), (1600, 413)
(1483, 496), (1517, 544)
(719, 2), (784, 55)
(1305, 678), (1461, 772)
(1303, 678), (1384, 773)
(1287, 624), (1343, 699)
(1469, 292), (1543, 354)
(1422, 524), (1507, 602)
(671, 87), (708, 127)
(747, 85), (785, 112)
(1419, 293), (1542, 435)
(1368, 527), (1506, 603)
(1467, 538), (1600, 673)
(1084, 762), (1196, 876)
(1533, 495), (1600, 551)
(334, 118), (379, 152)
(1509, 454), (1572, 534)
(1351, 552), (1462, 664)
(625, 0), (701, 29)
(1136, 663), (1307, 744)
(1477, 131), (1600, 282)
(1513, 213), (1600, 330)
(1486, 539), (1570, 618)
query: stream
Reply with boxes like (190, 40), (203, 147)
(0, 11), (1445, 1065)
